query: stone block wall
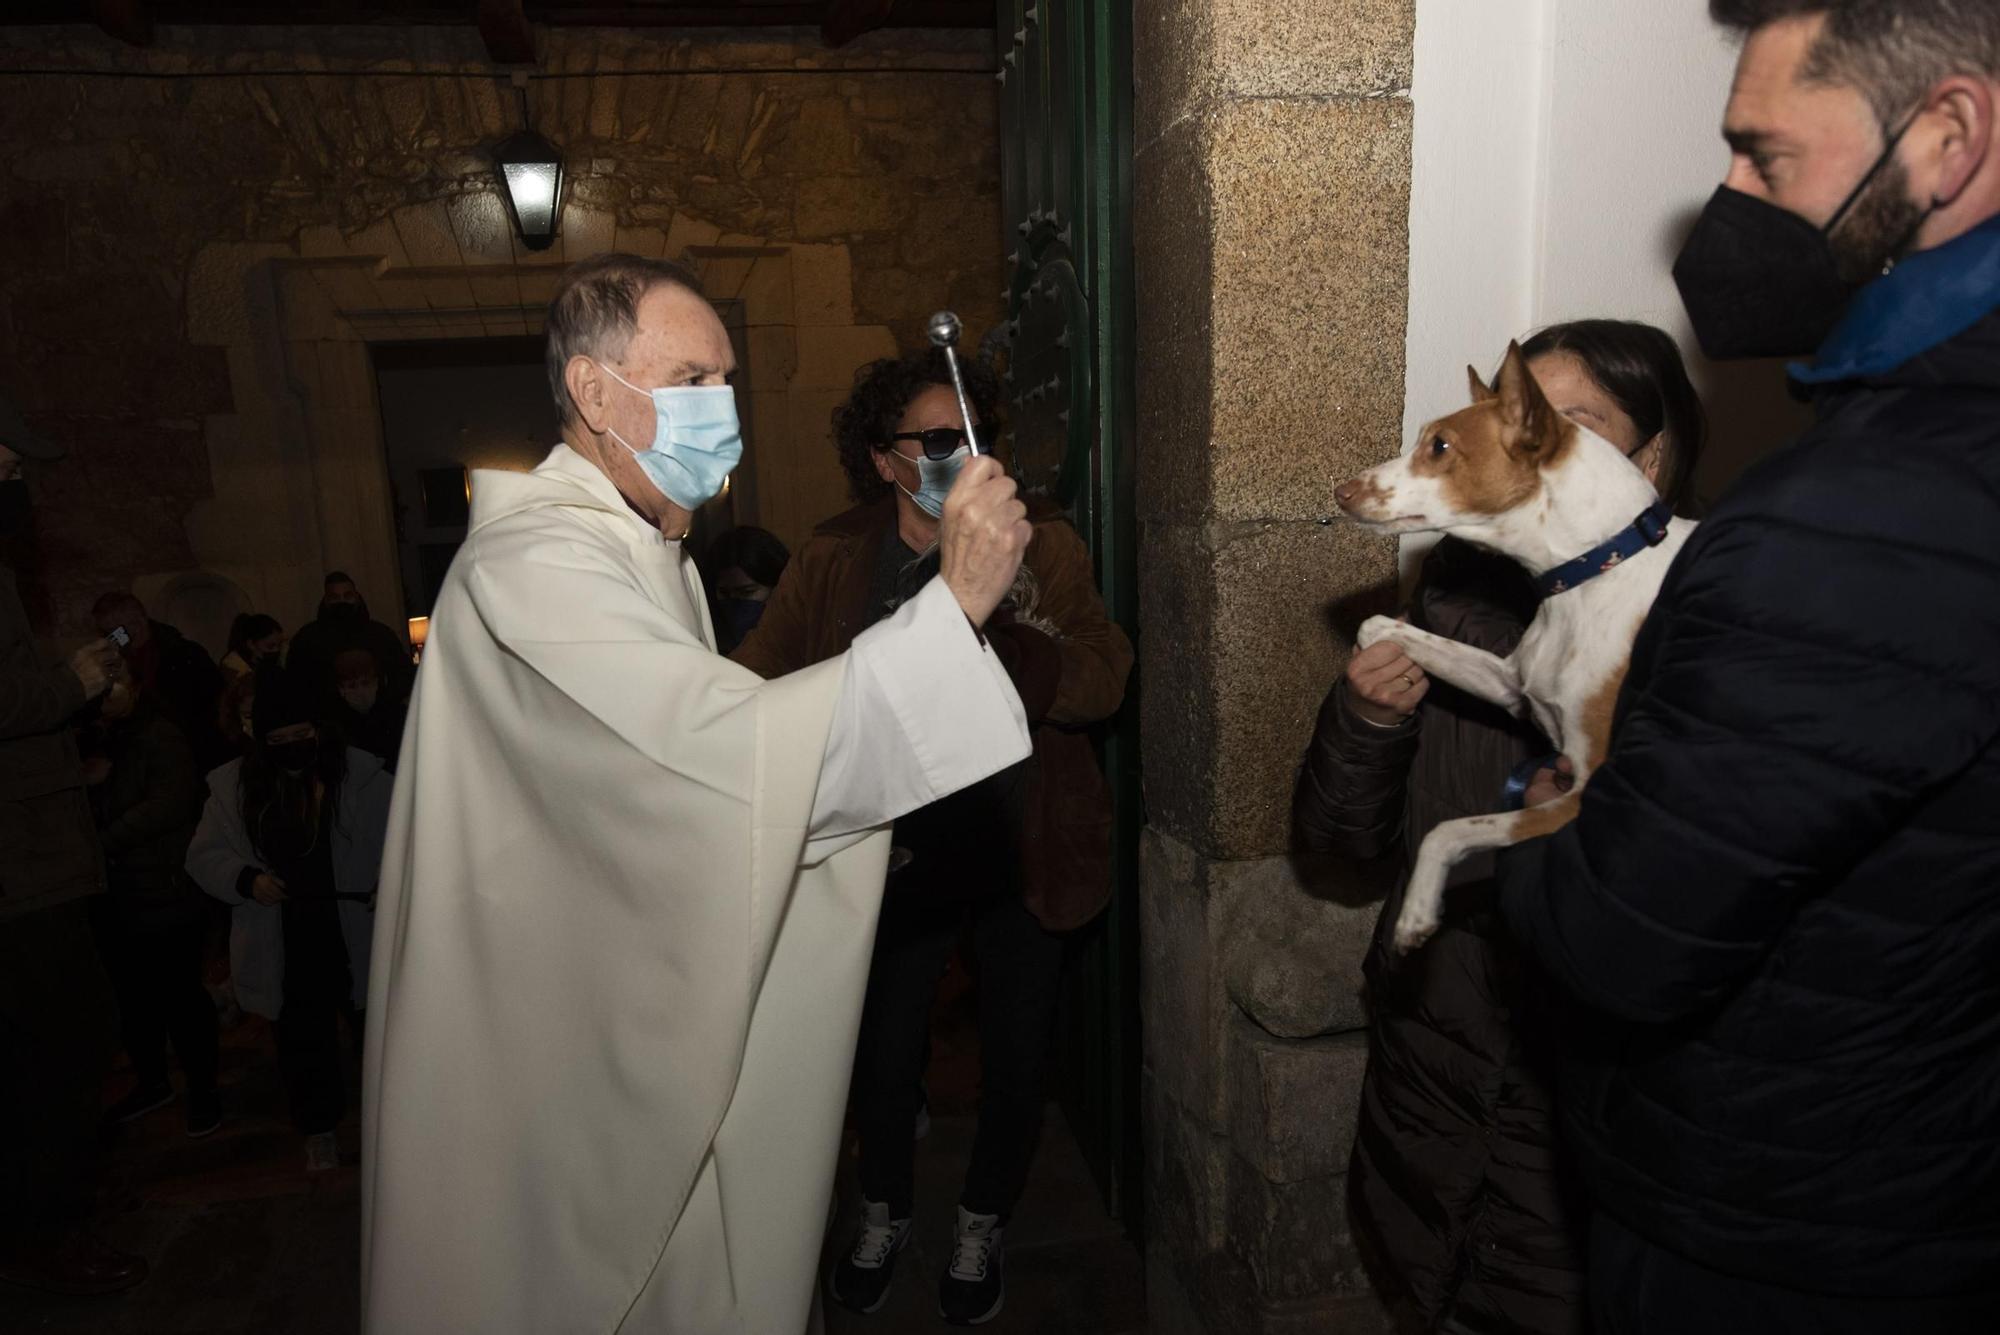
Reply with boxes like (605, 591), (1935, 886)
(1132, 1), (1417, 1330)
(0, 22), (1003, 642)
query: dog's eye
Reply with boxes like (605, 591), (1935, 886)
(1430, 436), (1451, 457)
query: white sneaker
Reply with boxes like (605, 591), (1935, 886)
(304, 1132), (340, 1172)
(938, 1206), (1005, 1325)
(828, 1198), (912, 1314)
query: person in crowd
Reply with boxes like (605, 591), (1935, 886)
(285, 571), (411, 706)
(185, 664), (390, 1173)
(330, 646), (407, 771)
(82, 678), (220, 1138)
(701, 524), (790, 655)
(1496, 4), (2000, 1331)
(1295, 321), (1705, 1335)
(217, 671), (257, 757)
(92, 590), (226, 771)
(0, 399), (145, 1297)
(733, 348), (1133, 1325)
(360, 253), (1033, 1334)
(219, 612), (284, 685)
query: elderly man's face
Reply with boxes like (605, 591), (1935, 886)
(572, 283), (735, 532)
(604, 284), (735, 444)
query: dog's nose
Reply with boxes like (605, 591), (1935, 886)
(1334, 480), (1359, 511)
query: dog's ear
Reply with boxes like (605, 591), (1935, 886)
(1494, 341), (1566, 455)
(1466, 365), (1497, 403)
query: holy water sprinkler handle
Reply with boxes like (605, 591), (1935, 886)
(926, 310), (983, 457)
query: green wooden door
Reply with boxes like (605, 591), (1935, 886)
(994, 0), (1141, 1223)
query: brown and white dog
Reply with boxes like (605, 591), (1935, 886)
(1334, 342), (1695, 952)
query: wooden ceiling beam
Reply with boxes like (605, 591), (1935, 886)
(89, 0), (156, 46)
(821, 0), (898, 48)
(477, 0), (536, 64)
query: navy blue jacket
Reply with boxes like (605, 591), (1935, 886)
(1499, 216), (2000, 1298)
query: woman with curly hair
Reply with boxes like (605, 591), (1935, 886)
(733, 347), (1133, 1325)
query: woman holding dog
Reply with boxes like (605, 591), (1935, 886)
(1294, 320), (1704, 1335)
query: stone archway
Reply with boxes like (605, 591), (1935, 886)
(183, 191), (898, 636)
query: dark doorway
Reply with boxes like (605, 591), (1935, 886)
(371, 336), (556, 619)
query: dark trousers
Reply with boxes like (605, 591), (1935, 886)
(0, 899), (119, 1247)
(1590, 1210), (1996, 1335)
(91, 906), (218, 1096)
(275, 900), (354, 1136)
(854, 887), (1065, 1220)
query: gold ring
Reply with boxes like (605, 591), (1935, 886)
(1397, 673), (1414, 691)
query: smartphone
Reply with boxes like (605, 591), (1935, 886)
(107, 626), (130, 648)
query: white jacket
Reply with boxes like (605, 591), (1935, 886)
(185, 749), (392, 1019)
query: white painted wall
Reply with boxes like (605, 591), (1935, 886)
(1401, 0), (1808, 576)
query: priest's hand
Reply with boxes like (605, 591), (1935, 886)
(938, 455), (1033, 629)
(250, 873), (288, 906)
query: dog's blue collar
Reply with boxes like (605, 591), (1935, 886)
(1534, 500), (1673, 598)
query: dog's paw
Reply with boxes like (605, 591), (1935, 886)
(1394, 855), (1449, 954)
(1392, 904), (1440, 955)
(1357, 615), (1401, 652)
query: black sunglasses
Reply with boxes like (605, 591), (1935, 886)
(887, 427), (970, 461)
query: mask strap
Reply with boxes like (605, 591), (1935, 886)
(596, 360), (648, 396)
(1822, 110), (1923, 237)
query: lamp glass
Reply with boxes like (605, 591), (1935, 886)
(494, 128), (564, 250)
(502, 161), (559, 233)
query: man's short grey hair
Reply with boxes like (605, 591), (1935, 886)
(1712, 1), (2000, 127)
(544, 253), (703, 428)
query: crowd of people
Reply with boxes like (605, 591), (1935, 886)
(2, 1), (1997, 1331)
(0, 546), (413, 1294)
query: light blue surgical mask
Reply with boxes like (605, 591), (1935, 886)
(895, 445), (971, 519)
(597, 362), (743, 511)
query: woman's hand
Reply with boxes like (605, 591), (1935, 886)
(1524, 755), (1576, 807)
(250, 873), (288, 906)
(1346, 637), (1429, 726)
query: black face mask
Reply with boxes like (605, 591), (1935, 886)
(269, 738), (317, 775)
(323, 601), (363, 624)
(1674, 117), (1923, 360)
(0, 480), (30, 538)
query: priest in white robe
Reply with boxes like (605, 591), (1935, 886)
(359, 253), (1036, 1335)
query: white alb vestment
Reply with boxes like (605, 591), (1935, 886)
(360, 445), (1029, 1334)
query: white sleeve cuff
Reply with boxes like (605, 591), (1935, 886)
(809, 577), (1032, 839)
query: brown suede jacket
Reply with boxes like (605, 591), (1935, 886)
(732, 495), (1133, 931)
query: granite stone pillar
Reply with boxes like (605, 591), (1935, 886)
(1132, 3), (1417, 1330)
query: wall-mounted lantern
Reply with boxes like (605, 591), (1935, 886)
(494, 75), (563, 252)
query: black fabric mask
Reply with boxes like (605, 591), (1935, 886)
(1674, 117), (1921, 360)
(0, 480), (30, 538)
(323, 601), (364, 624)
(269, 738), (318, 775)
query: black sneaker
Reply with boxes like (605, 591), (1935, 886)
(938, 1207), (1005, 1326)
(185, 1089), (222, 1139)
(828, 1198), (912, 1315)
(104, 1084), (173, 1125)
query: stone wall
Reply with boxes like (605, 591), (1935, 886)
(1133, 2), (1416, 1330)
(0, 22), (1001, 644)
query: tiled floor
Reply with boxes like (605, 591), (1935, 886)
(3, 954), (1147, 1335)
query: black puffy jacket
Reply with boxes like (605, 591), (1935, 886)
(1296, 539), (1588, 1335)
(1499, 229), (2000, 1298)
